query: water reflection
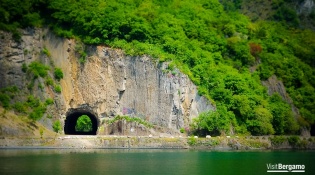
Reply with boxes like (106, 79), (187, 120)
(0, 149), (314, 175)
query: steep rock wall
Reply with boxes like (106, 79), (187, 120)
(0, 28), (214, 134)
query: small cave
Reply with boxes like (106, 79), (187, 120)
(311, 124), (315, 136)
(64, 108), (99, 135)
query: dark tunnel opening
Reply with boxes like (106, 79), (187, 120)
(64, 109), (99, 135)
(311, 124), (315, 136)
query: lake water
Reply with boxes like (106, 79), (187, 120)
(0, 149), (314, 175)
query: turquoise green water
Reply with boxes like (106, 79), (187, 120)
(0, 149), (314, 175)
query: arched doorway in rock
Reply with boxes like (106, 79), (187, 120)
(311, 124), (315, 136)
(64, 108), (99, 135)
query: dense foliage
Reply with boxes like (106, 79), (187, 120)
(0, 59), (61, 121)
(54, 68), (63, 81)
(106, 115), (153, 128)
(0, 86), (53, 122)
(0, 0), (48, 40)
(75, 115), (93, 132)
(53, 120), (62, 133)
(1, 0), (314, 135)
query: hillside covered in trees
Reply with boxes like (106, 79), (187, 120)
(0, 0), (315, 136)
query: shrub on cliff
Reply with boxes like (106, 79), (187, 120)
(54, 68), (63, 81)
(28, 61), (49, 79)
(53, 120), (61, 133)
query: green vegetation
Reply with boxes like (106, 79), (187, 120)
(287, 136), (300, 147)
(27, 61), (50, 79)
(45, 77), (54, 86)
(53, 120), (62, 133)
(0, 94), (10, 108)
(54, 85), (61, 93)
(27, 95), (47, 121)
(0, 0), (315, 136)
(187, 137), (221, 147)
(269, 135), (309, 148)
(42, 47), (51, 57)
(75, 42), (87, 63)
(54, 68), (63, 81)
(0, 86), (19, 109)
(1, 94), (53, 122)
(45, 98), (54, 105)
(39, 128), (44, 138)
(22, 63), (28, 72)
(0, 0), (47, 41)
(106, 115), (153, 128)
(188, 137), (198, 146)
(0, 58), (62, 123)
(191, 106), (238, 135)
(269, 136), (287, 146)
(75, 115), (92, 132)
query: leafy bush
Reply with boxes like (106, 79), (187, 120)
(54, 68), (63, 81)
(27, 95), (40, 107)
(45, 77), (54, 86)
(22, 63), (28, 72)
(42, 47), (51, 57)
(0, 86), (20, 108)
(287, 136), (300, 147)
(26, 96), (51, 119)
(28, 61), (50, 78)
(106, 115), (153, 128)
(54, 85), (61, 93)
(13, 102), (27, 113)
(28, 104), (46, 121)
(45, 98), (54, 105)
(0, 94), (10, 108)
(188, 137), (197, 146)
(269, 136), (286, 146)
(268, 94), (299, 134)
(53, 120), (62, 133)
(75, 115), (92, 132)
(191, 106), (236, 135)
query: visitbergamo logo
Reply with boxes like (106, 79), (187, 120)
(267, 163), (305, 173)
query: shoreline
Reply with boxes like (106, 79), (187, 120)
(1, 135), (315, 150)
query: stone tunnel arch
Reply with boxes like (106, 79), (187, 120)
(64, 107), (99, 135)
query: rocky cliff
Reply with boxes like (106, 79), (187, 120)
(0, 28), (214, 135)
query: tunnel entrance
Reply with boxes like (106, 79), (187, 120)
(64, 108), (99, 135)
(311, 124), (315, 136)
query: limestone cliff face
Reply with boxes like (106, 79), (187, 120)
(0, 28), (214, 134)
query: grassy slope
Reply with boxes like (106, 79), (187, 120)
(0, 107), (55, 138)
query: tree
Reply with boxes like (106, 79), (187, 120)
(246, 107), (274, 135)
(249, 43), (262, 58)
(53, 120), (61, 134)
(75, 115), (92, 132)
(191, 105), (235, 136)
